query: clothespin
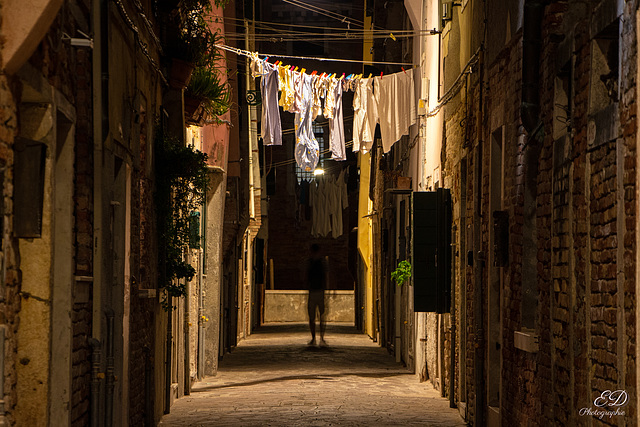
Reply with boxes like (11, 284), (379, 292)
(301, 68), (306, 74)
(401, 67), (406, 74)
(274, 60), (280, 66)
(311, 70), (317, 76)
(340, 73), (345, 80)
(264, 57), (269, 62)
(294, 66), (299, 72)
(346, 74), (353, 80)
(380, 72), (383, 79)
(367, 73), (372, 79)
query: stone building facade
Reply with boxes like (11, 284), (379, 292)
(363, 0), (640, 425)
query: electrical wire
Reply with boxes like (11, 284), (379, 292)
(282, 0), (366, 28)
(222, 33), (429, 43)
(212, 15), (418, 34)
(217, 44), (413, 66)
(269, 140), (355, 168)
(114, 0), (167, 85)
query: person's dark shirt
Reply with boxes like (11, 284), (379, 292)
(307, 258), (326, 290)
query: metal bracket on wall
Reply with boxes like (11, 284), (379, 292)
(246, 90), (262, 105)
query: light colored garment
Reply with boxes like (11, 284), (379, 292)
(352, 78), (377, 153)
(260, 62), (282, 146)
(318, 178), (332, 237)
(310, 177), (328, 237)
(329, 81), (346, 161)
(309, 181), (319, 236)
(291, 71), (304, 114)
(323, 78), (338, 119)
(330, 169), (349, 238)
(375, 70), (416, 153)
(311, 75), (324, 119)
(249, 53), (263, 78)
(294, 73), (319, 172)
(278, 66), (295, 112)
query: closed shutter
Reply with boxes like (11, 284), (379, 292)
(412, 188), (451, 313)
(14, 138), (47, 238)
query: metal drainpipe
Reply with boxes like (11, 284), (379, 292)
(473, 45), (486, 427)
(165, 298), (172, 414)
(474, 142), (485, 427)
(197, 249), (205, 380)
(0, 326), (6, 426)
(89, 338), (101, 427)
(105, 309), (115, 427)
(450, 225), (456, 409)
(90, 0), (108, 422)
(143, 346), (153, 427)
(184, 272), (191, 395)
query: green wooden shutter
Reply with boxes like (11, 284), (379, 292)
(412, 188), (452, 313)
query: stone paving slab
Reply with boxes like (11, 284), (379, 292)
(159, 323), (467, 426)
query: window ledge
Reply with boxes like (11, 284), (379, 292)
(514, 329), (539, 353)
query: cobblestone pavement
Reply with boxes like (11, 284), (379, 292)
(159, 323), (467, 426)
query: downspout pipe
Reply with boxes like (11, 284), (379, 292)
(521, 0), (547, 133)
(165, 296), (172, 414)
(90, 0), (108, 423)
(474, 47), (485, 427)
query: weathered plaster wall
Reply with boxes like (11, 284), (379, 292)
(263, 290), (355, 323)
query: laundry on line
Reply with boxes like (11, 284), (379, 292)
(218, 45), (417, 171)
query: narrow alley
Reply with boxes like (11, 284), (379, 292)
(159, 323), (465, 426)
(2, 0), (640, 426)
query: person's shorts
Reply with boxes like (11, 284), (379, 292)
(308, 289), (325, 316)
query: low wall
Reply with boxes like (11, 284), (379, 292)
(264, 290), (355, 323)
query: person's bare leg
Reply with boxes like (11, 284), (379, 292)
(308, 308), (316, 345)
(319, 309), (326, 345)
(319, 291), (327, 345)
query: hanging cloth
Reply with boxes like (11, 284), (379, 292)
(352, 77), (377, 153)
(375, 69), (416, 153)
(260, 62), (282, 146)
(278, 66), (295, 112)
(294, 73), (319, 171)
(329, 80), (346, 161)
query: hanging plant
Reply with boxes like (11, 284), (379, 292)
(185, 65), (231, 123)
(155, 130), (209, 309)
(164, 1), (227, 68)
(391, 260), (412, 286)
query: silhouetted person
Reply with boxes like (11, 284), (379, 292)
(306, 244), (326, 346)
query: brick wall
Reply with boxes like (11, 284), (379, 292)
(621, 1), (638, 423)
(265, 130), (355, 291)
(19, 1), (95, 424)
(128, 102), (157, 425)
(484, 1), (638, 426)
(71, 12), (93, 425)
(0, 73), (19, 427)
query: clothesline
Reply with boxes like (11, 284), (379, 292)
(216, 15), (434, 35)
(226, 44), (417, 172)
(216, 44), (414, 66)
(270, 140), (355, 168)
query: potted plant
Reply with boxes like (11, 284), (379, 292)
(155, 131), (210, 308)
(391, 260), (412, 286)
(184, 65), (230, 123)
(164, 2), (225, 88)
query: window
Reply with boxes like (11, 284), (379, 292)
(295, 123), (324, 183)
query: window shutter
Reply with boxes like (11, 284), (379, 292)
(14, 138), (47, 238)
(412, 188), (452, 313)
